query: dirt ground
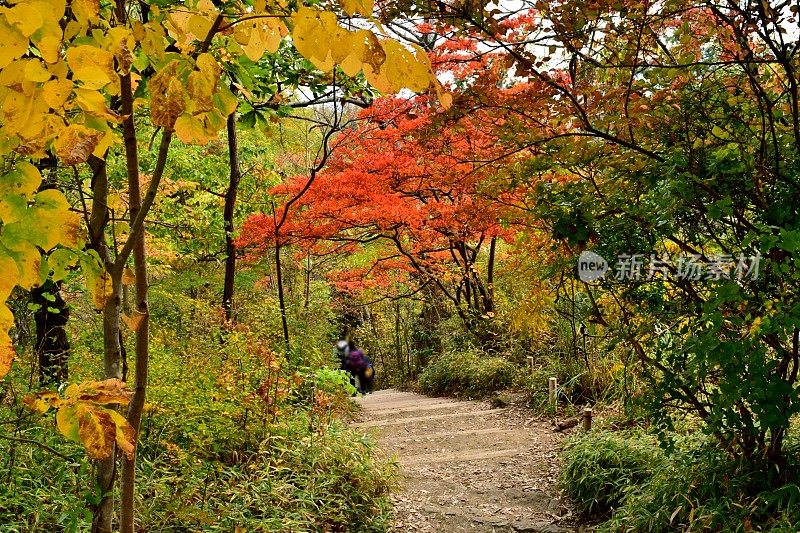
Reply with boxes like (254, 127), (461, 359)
(353, 390), (580, 533)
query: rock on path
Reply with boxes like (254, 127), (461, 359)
(354, 389), (576, 533)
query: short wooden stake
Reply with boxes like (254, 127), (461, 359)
(548, 377), (557, 408)
(582, 407), (593, 431)
(527, 356), (534, 373)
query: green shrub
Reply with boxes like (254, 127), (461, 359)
(564, 430), (800, 532)
(418, 350), (515, 398)
(561, 430), (664, 516)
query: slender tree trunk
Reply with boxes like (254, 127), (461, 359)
(87, 155), (121, 533)
(222, 112), (241, 321)
(275, 243), (290, 350)
(118, 63), (152, 533)
(486, 237), (496, 313)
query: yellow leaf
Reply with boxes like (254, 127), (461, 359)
(23, 60), (51, 83)
(68, 378), (133, 405)
(0, 254), (18, 301)
(34, 34), (62, 64)
(359, 31), (386, 72)
(241, 18), (282, 62)
(108, 410), (136, 459)
(0, 162), (42, 197)
(74, 88), (122, 122)
(381, 40), (431, 92)
(188, 14), (213, 41)
(291, 8), (335, 66)
(2, 3), (43, 37)
(0, 303), (14, 379)
(174, 113), (211, 145)
(439, 91), (453, 110)
(106, 27), (135, 75)
(80, 252), (114, 310)
(213, 84), (238, 116)
(1, 240), (41, 289)
(23, 391), (61, 413)
(122, 266), (135, 285)
(54, 124), (104, 166)
(43, 78), (73, 109)
(76, 404), (117, 459)
(2, 89), (34, 135)
(66, 45), (116, 90)
(56, 404), (80, 442)
(149, 61), (186, 128)
(71, 0), (100, 27)
(187, 70), (214, 113)
(122, 311), (146, 332)
(0, 15), (29, 69)
(339, 0), (374, 17)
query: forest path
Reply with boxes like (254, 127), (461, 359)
(353, 389), (577, 533)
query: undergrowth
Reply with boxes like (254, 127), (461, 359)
(0, 267), (396, 531)
(417, 349), (515, 398)
(562, 429), (800, 532)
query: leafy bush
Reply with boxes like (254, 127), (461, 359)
(561, 430), (664, 516)
(563, 430), (800, 531)
(418, 349), (515, 398)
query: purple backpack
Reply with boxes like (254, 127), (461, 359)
(347, 349), (368, 372)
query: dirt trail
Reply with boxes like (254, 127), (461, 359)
(354, 389), (577, 533)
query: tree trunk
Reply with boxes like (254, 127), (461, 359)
(118, 64), (147, 533)
(31, 280), (70, 386)
(88, 155), (122, 533)
(275, 243), (290, 351)
(222, 112), (241, 321)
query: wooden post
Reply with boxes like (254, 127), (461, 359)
(582, 407), (593, 431)
(527, 356), (534, 373)
(548, 377), (557, 408)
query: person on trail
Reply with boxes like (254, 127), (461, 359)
(343, 341), (375, 394)
(334, 338), (349, 371)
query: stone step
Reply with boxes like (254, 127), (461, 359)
(352, 408), (507, 429)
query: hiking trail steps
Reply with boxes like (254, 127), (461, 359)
(354, 389), (578, 533)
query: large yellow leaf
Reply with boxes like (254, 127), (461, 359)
(66, 45), (116, 89)
(108, 410), (136, 459)
(174, 113), (211, 145)
(2, 89), (34, 135)
(2, 3), (43, 37)
(149, 61), (186, 128)
(74, 88), (122, 122)
(34, 34), (63, 64)
(80, 251), (114, 309)
(1, 240), (41, 289)
(23, 59), (51, 83)
(0, 162), (42, 197)
(71, 0), (100, 27)
(339, 0), (374, 17)
(187, 70), (214, 113)
(54, 124), (104, 166)
(0, 254), (17, 301)
(240, 18), (282, 62)
(43, 78), (73, 109)
(0, 303), (13, 379)
(0, 15), (30, 70)
(76, 404), (117, 459)
(381, 40), (431, 93)
(66, 378), (133, 405)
